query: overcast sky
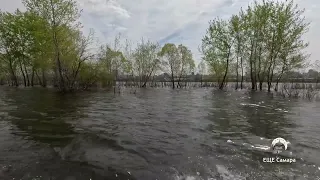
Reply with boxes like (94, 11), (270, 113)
(0, 0), (319, 66)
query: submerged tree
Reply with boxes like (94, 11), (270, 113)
(176, 44), (195, 87)
(158, 43), (178, 89)
(159, 43), (195, 89)
(0, 11), (20, 86)
(197, 60), (207, 86)
(201, 0), (309, 91)
(0, 0), (98, 91)
(22, 0), (86, 92)
(230, 14), (245, 90)
(97, 35), (127, 87)
(133, 38), (161, 88)
(0, 0), (311, 92)
(201, 18), (234, 90)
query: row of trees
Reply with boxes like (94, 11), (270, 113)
(201, 0), (310, 91)
(0, 0), (196, 91)
(0, 0), (92, 91)
(97, 37), (196, 89)
(0, 0), (314, 92)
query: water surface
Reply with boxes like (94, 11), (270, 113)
(0, 87), (319, 180)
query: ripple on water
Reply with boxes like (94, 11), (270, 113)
(0, 87), (320, 179)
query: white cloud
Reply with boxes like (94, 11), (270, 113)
(1, 0), (320, 65)
(78, 0), (231, 60)
(79, 0), (130, 18)
(0, 0), (25, 11)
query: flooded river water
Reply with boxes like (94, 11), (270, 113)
(0, 87), (319, 180)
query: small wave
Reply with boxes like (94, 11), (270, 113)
(227, 140), (234, 144)
(274, 108), (289, 113)
(240, 103), (259, 107)
(173, 164), (246, 180)
(240, 103), (268, 108)
(215, 165), (246, 180)
(252, 144), (270, 151)
(227, 139), (270, 152)
(174, 175), (201, 180)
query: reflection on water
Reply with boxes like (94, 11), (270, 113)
(2, 88), (86, 147)
(0, 87), (319, 180)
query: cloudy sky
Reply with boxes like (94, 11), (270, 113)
(0, 0), (319, 66)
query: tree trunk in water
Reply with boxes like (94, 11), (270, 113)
(11, 71), (18, 87)
(54, 55), (65, 90)
(240, 57), (244, 89)
(219, 47), (231, 90)
(11, 74), (18, 87)
(274, 82), (279, 92)
(177, 75), (183, 88)
(31, 69), (35, 87)
(236, 55), (239, 90)
(274, 73), (284, 92)
(266, 33), (276, 93)
(257, 47), (262, 91)
(259, 82), (263, 91)
(267, 67), (274, 92)
(255, 79), (258, 90)
(113, 70), (118, 89)
(267, 63), (276, 92)
(267, 82), (272, 92)
(19, 62), (27, 87)
(248, 38), (255, 90)
(171, 73), (175, 89)
(253, 46), (258, 91)
(249, 54), (255, 90)
(141, 81), (147, 88)
(220, 76), (227, 89)
(267, 64), (273, 92)
(142, 67), (155, 88)
(42, 70), (47, 87)
(36, 71), (42, 86)
(139, 74), (142, 87)
(9, 59), (18, 87)
(236, 67), (239, 90)
(24, 64), (30, 86)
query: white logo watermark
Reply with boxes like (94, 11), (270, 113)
(263, 157), (296, 163)
(271, 137), (288, 154)
(262, 137), (296, 164)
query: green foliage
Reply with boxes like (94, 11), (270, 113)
(133, 38), (161, 87)
(177, 44), (195, 75)
(0, 10), (49, 86)
(159, 43), (195, 77)
(159, 43), (179, 73)
(202, 18), (233, 86)
(197, 60), (207, 75)
(98, 43), (126, 81)
(201, 0), (310, 90)
(22, 0), (80, 27)
(159, 43), (195, 88)
(0, 0), (310, 91)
